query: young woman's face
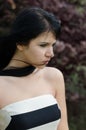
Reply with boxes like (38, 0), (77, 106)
(22, 32), (56, 68)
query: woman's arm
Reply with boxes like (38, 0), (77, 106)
(54, 69), (69, 130)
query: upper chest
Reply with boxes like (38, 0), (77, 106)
(0, 71), (55, 108)
(3, 71), (53, 91)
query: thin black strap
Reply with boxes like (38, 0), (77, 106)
(12, 59), (31, 65)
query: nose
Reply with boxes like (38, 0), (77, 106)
(45, 47), (54, 58)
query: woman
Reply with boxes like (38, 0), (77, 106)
(0, 7), (69, 130)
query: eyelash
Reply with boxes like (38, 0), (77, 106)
(40, 43), (56, 47)
(53, 43), (56, 47)
(40, 44), (47, 47)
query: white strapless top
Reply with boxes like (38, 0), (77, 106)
(2, 94), (61, 130)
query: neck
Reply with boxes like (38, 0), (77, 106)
(5, 59), (31, 69)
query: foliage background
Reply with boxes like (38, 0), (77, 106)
(0, 0), (86, 130)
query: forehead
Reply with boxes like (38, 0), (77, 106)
(30, 31), (56, 44)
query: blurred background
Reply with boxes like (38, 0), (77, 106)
(0, 0), (86, 130)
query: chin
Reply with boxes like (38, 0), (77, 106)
(35, 64), (46, 69)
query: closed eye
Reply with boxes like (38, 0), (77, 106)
(39, 42), (56, 47)
(40, 44), (48, 47)
(52, 43), (56, 47)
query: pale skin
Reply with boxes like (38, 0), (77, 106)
(0, 31), (69, 130)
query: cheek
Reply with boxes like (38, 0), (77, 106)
(31, 48), (45, 57)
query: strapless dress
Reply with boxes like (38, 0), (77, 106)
(0, 66), (61, 130)
(1, 94), (61, 130)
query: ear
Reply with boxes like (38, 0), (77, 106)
(16, 44), (24, 51)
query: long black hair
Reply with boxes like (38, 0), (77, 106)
(0, 7), (61, 70)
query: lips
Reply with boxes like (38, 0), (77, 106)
(43, 60), (50, 64)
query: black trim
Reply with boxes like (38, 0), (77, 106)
(0, 65), (35, 77)
(6, 104), (61, 130)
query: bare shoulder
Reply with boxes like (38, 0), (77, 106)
(0, 77), (8, 91)
(0, 76), (13, 93)
(43, 66), (64, 81)
(0, 77), (7, 98)
(43, 66), (65, 92)
(0, 77), (6, 87)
